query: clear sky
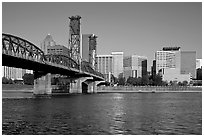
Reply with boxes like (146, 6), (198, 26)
(2, 2), (202, 71)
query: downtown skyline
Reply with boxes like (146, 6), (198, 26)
(2, 2), (202, 71)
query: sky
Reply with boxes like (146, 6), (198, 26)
(2, 2), (202, 71)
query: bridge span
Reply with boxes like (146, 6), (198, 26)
(2, 33), (104, 95)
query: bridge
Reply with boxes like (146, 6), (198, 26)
(2, 15), (105, 95)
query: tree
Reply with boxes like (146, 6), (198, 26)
(148, 79), (154, 86)
(154, 74), (162, 86)
(126, 77), (134, 85)
(118, 77), (126, 86)
(162, 80), (168, 86)
(136, 77), (142, 86)
(2, 77), (9, 84)
(178, 81), (182, 86)
(182, 81), (188, 86)
(141, 75), (149, 85)
(7, 78), (13, 84)
(22, 73), (34, 85)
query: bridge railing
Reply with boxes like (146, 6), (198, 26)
(44, 54), (80, 70)
(81, 61), (104, 79)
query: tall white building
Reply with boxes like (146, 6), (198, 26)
(196, 59), (202, 69)
(155, 47), (180, 74)
(96, 52), (124, 81)
(155, 47), (196, 82)
(96, 55), (113, 82)
(111, 52), (124, 78)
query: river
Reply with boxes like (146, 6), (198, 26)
(2, 92), (202, 135)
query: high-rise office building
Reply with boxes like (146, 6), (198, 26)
(142, 59), (147, 77)
(41, 34), (69, 57)
(123, 56), (133, 79)
(155, 47), (181, 74)
(40, 34), (56, 54)
(196, 59), (202, 69)
(155, 47), (196, 82)
(151, 60), (156, 79)
(96, 55), (113, 82)
(111, 52), (124, 78)
(123, 55), (147, 79)
(180, 51), (196, 78)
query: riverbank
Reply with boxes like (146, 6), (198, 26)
(97, 90), (201, 93)
(97, 86), (202, 93)
(2, 84), (33, 92)
(2, 84), (202, 94)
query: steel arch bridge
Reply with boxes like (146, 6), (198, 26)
(2, 33), (104, 80)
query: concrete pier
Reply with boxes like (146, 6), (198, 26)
(69, 77), (97, 93)
(33, 73), (52, 95)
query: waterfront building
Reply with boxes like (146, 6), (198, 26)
(123, 55), (147, 80)
(180, 51), (196, 78)
(151, 60), (156, 79)
(142, 59), (147, 77)
(155, 47), (196, 82)
(155, 47), (181, 74)
(196, 59), (202, 69)
(96, 55), (113, 82)
(111, 52), (124, 78)
(2, 66), (33, 80)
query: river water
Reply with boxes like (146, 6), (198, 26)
(2, 92), (202, 135)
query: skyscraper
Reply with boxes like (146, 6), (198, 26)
(155, 47), (181, 74)
(111, 52), (124, 78)
(96, 55), (113, 82)
(180, 51), (196, 78)
(41, 34), (69, 57)
(40, 34), (56, 54)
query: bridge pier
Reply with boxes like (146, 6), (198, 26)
(33, 72), (52, 95)
(69, 77), (97, 93)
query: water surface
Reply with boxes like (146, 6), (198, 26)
(2, 92), (202, 135)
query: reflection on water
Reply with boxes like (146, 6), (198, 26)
(2, 92), (202, 135)
(109, 93), (126, 134)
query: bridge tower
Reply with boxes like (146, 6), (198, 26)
(89, 34), (97, 70)
(68, 15), (81, 66)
